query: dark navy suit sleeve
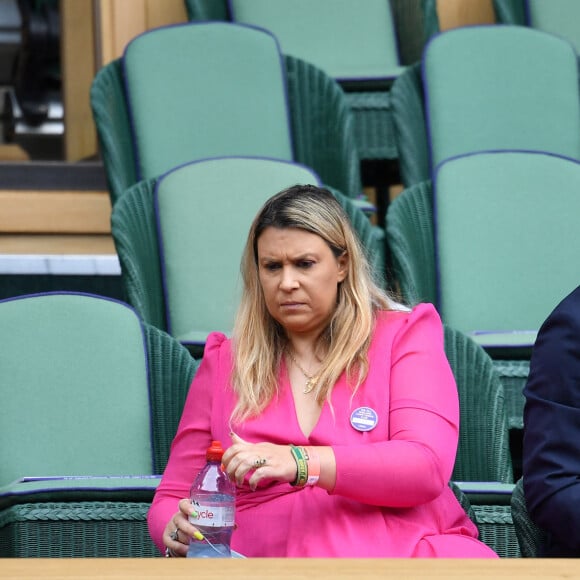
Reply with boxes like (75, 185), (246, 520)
(523, 285), (580, 556)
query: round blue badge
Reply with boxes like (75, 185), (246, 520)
(350, 407), (378, 432)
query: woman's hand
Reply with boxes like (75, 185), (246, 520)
(222, 433), (297, 490)
(163, 498), (203, 557)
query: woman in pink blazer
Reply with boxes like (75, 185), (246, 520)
(148, 184), (496, 558)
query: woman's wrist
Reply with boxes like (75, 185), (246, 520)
(289, 444), (320, 487)
(304, 446), (320, 486)
(289, 444), (308, 486)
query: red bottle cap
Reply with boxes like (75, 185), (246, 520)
(206, 440), (225, 461)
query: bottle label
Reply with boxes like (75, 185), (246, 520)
(189, 500), (235, 528)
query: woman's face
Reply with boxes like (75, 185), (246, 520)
(257, 227), (348, 339)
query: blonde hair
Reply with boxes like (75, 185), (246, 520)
(230, 184), (405, 422)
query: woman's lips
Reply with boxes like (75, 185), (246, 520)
(280, 302), (304, 310)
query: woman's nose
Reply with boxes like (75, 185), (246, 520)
(279, 266), (298, 290)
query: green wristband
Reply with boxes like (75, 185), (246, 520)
(289, 444), (308, 487)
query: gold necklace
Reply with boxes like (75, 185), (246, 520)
(287, 350), (320, 394)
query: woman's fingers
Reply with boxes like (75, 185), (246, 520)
(223, 441), (296, 488)
(164, 502), (207, 557)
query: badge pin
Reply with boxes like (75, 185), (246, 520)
(350, 406), (378, 432)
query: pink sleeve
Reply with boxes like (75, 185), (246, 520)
(332, 304), (459, 507)
(147, 333), (227, 552)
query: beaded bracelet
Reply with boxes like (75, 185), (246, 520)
(289, 444), (308, 487)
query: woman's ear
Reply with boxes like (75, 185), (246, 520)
(337, 251), (349, 282)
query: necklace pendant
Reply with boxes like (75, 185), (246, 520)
(303, 377), (318, 394)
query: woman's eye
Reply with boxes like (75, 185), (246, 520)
(297, 260), (314, 269)
(264, 263), (281, 272)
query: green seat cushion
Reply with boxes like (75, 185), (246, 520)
(123, 22), (293, 181)
(230, 0), (404, 80)
(0, 476), (161, 510)
(155, 157), (321, 344)
(0, 293), (153, 488)
(434, 151), (580, 338)
(424, 25), (580, 169)
(527, 0), (580, 53)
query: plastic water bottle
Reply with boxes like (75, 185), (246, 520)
(187, 440), (236, 558)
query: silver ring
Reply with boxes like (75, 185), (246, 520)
(253, 457), (267, 468)
(170, 527), (179, 542)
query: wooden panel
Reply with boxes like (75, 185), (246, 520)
(0, 191), (111, 234)
(145, 0), (187, 28)
(0, 556), (579, 579)
(60, 0), (98, 161)
(437, 0), (496, 30)
(0, 145), (30, 161)
(97, 0), (147, 66)
(96, 0), (187, 66)
(0, 234), (116, 254)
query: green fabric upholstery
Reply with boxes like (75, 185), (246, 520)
(444, 326), (513, 484)
(392, 25), (580, 188)
(493, 0), (580, 53)
(229, 0), (404, 162)
(526, 0), (580, 53)
(91, 22), (362, 205)
(123, 23), (292, 182)
(0, 293), (197, 557)
(230, 0), (403, 80)
(434, 151), (580, 340)
(155, 158), (322, 344)
(190, 0), (405, 161)
(0, 293), (151, 485)
(424, 26), (580, 171)
(186, 0), (426, 161)
(112, 158), (385, 349)
(185, 0), (427, 66)
(511, 477), (548, 557)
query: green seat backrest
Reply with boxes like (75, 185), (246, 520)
(424, 26), (580, 170)
(123, 22), (293, 181)
(155, 157), (321, 344)
(527, 0), (580, 53)
(434, 151), (580, 341)
(0, 293), (152, 488)
(229, 0), (404, 80)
